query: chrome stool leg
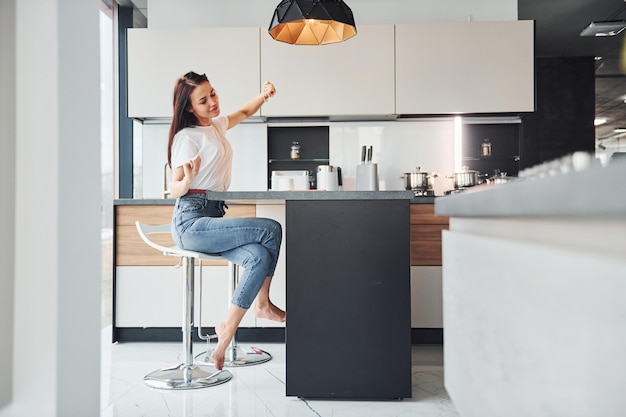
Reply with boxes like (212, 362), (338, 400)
(196, 261), (272, 367)
(144, 256), (232, 389)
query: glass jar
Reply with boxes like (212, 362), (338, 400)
(290, 141), (301, 160)
(481, 139), (492, 157)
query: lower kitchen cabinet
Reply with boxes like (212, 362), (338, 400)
(251, 204), (286, 328)
(410, 266), (443, 328)
(115, 265), (252, 328)
(410, 203), (448, 330)
(113, 201), (445, 341)
(113, 202), (272, 341)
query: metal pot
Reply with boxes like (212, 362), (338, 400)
(488, 171), (516, 185)
(448, 167), (480, 189)
(401, 167), (435, 191)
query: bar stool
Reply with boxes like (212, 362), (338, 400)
(135, 221), (233, 390)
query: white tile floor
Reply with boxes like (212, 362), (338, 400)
(100, 327), (459, 417)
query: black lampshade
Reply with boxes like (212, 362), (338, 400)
(268, 0), (357, 45)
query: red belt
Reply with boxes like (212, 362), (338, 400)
(187, 189), (206, 194)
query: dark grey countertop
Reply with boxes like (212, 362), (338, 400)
(435, 158), (626, 218)
(114, 190), (436, 205)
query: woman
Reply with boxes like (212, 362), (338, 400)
(167, 71), (285, 370)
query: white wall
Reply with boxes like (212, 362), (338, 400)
(141, 119), (458, 196)
(0, 0), (16, 409)
(1, 0), (102, 415)
(330, 120), (456, 194)
(141, 122), (268, 198)
(147, 0), (517, 28)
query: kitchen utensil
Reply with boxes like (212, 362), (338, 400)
(481, 139), (492, 157)
(271, 170), (309, 190)
(401, 167), (436, 192)
(336, 167), (343, 190)
(290, 141), (301, 160)
(448, 166), (481, 189)
(357, 145), (378, 190)
(317, 165), (339, 191)
(488, 171), (516, 185)
(356, 163), (379, 190)
(274, 177), (294, 191)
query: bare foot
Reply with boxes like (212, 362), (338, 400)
(210, 322), (236, 370)
(254, 301), (286, 323)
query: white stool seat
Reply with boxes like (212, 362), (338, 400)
(135, 222), (225, 262)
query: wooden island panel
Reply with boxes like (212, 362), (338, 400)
(115, 204), (255, 266)
(410, 204), (449, 266)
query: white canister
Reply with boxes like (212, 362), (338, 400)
(316, 165), (338, 191)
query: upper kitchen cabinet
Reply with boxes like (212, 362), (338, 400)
(395, 21), (535, 115)
(260, 25), (395, 117)
(127, 27), (260, 119)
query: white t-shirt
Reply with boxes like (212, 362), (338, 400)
(170, 115), (233, 191)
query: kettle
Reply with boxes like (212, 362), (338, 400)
(316, 165), (340, 191)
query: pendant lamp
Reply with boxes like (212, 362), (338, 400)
(268, 0), (357, 45)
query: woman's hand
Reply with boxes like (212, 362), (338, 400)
(263, 81), (276, 101)
(170, 154), (201, 198)
(183, 154), (201, 182)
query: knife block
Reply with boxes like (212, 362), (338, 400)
(356, 163), (379, 191)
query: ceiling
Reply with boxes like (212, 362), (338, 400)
(120, 0), (626, 144)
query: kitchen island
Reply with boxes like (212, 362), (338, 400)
(115, 190), (415, 399)
(435, 158), (626, 417)
(194, 191), (414, 399)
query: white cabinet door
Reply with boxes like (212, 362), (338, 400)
(396, 21), (534, 114)
(254, 204), (286, 328)
(260, 25), (395, 117)
(127, 27), (261, 119)
(115, 265), (255, 328)
(410, 266), (443, 328)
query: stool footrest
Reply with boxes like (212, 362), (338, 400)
(195, 347), (272, 368)
(144, 363), (232, 390)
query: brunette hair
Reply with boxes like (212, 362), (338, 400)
(167, 71), (209, 167)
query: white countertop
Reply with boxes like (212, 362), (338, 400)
(435, 158), (626, 218)
(115, 190), (417, 205)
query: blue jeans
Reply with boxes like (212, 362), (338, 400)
(171, 194), (282, 309)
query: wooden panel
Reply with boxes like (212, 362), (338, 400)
(117, 205), (174, 226)
(410, 204), (449, 225)
(411, 224), (449, 266)
(410, 204), (449, 266)
(115, 204), (256, 266)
